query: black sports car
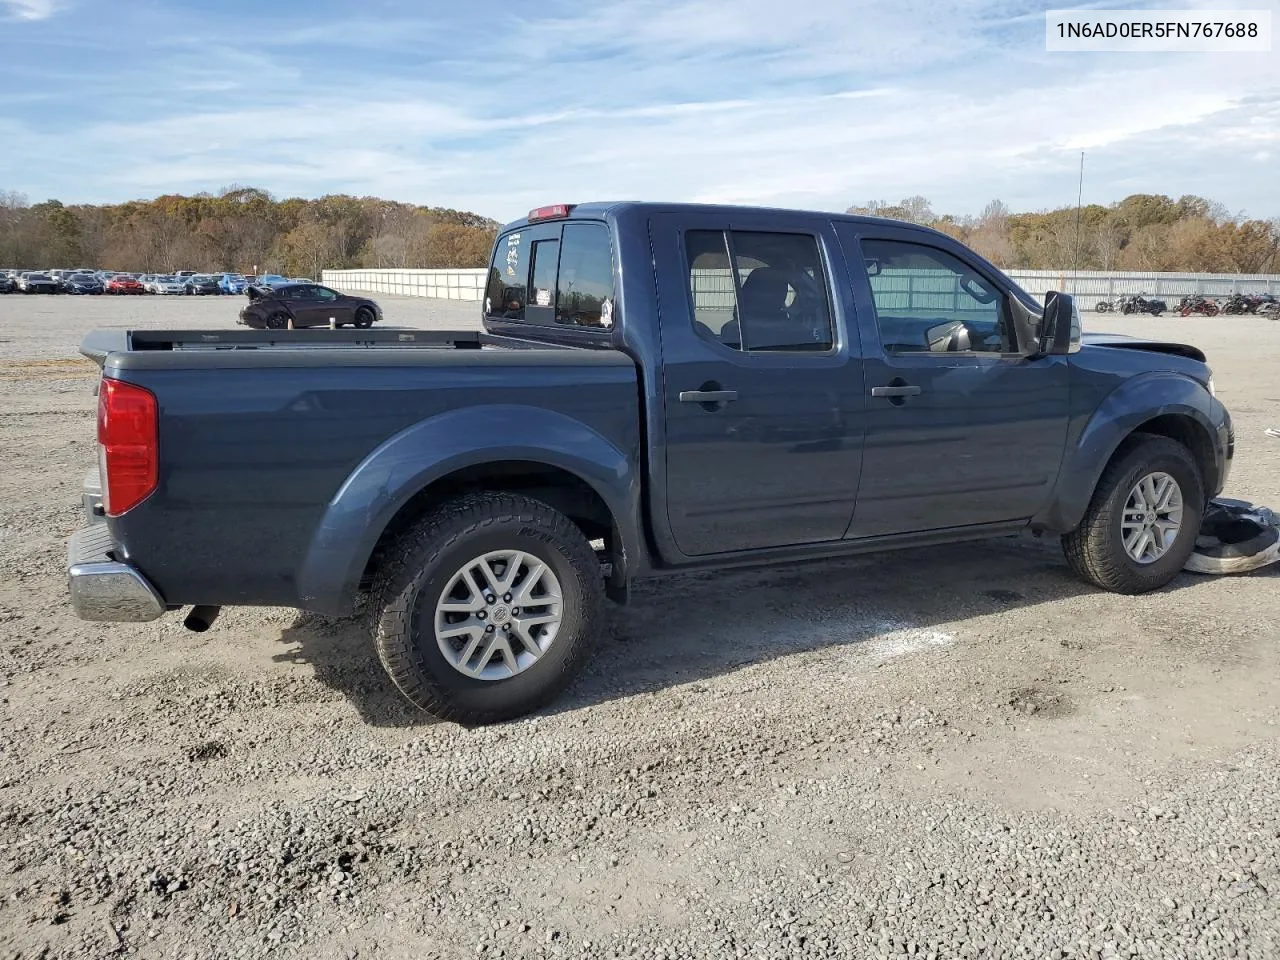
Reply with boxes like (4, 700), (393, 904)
(238, 283), (382, 330)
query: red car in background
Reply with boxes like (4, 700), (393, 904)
(106, 275), (145, 295)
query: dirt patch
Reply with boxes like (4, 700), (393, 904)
(186, 740), (230, 762)
(1006, 685), (1075, 718)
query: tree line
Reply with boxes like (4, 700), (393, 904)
(0, 186), (500, 275)
(846, 193), (1280, 274)
(3, 186), (1275, 276)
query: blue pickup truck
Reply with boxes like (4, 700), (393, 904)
(68, 201), (1232, 724)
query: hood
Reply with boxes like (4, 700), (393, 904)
(1080, 332), (1205, 363)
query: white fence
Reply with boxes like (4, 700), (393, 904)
(322, 268), (486, 300)
(1006, 270), (1280, 311)
(324, 267), (1280, 312)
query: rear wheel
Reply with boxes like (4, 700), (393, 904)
(1062, 434), (1204, 594)
(265, 311), (289, 330)
(354, 306), (375, 329)
(369, 492), (603, 724)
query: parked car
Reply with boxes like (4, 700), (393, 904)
(251, 274), (289, 288)
(67, 201), (1233, 725)
(217, 273), (248, 295)
(238, 283), (380, 329)
(0, 274), (15, 294)
(106, 275), (145, 295)
(184, 274), (222, 295)
(151, 275), (188, 295)
(18, 271), (59, 294)
(175, 271), (197, 279)
(63, 273), (104, 295)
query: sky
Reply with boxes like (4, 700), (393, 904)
(0, 0), (1278, 223)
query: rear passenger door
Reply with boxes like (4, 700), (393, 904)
(651, 210), (866, 557)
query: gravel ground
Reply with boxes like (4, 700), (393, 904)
(0, 294), (1278, 960)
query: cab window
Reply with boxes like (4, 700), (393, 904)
(859, 239), (1013, 354)
(485, 221), (614, 330)
(685, 230), (833, 352)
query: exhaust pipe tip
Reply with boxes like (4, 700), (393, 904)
(183, 605), (221, 632)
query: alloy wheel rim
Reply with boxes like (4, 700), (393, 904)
(1121, 471), (1183, 564)
(434, 550), (563, 681)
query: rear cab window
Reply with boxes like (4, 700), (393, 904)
(485, 219), (615, 331)
(684, 230), (834, 352)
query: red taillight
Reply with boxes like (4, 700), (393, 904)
(97, 377), (158, 516)
(528, 203), (574, 222)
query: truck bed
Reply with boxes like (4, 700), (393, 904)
(82, 327), (640, 610)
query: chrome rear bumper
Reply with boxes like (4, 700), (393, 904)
(67, 516), (166, 623)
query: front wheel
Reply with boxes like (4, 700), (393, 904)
(354, 307), (375, 329)
(369, 492), (604, 724)
(1095, 302), (1111, 313)
(1062, 435), (1204, 594)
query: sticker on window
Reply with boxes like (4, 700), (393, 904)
(505, 233), (522, 278)
(600, 298), (614, 329)
(535, 288), (551, 307)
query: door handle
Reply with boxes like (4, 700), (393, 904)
(870, 385), (923, 398)
(679, 389), (739, 403)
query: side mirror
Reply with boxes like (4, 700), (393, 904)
(925, 319), (970, 353)
(1008, 291), (1078, 357)
(1041, 290), (1080, 355)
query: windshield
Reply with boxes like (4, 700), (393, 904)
(27, 273), (50, 280)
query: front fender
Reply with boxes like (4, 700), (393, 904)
(1034, 372), (1222, 533)
(295, 404), (640, 615)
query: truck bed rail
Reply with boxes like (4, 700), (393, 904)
(80, 328), (483, 366)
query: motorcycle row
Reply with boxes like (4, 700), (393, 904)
(1094, 292), (1280, 318)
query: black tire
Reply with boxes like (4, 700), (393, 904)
(1062, 434), (1205, 594)
(369, 492), (603, 724)
(1095, 302), (1110, 313)
(354, 307), (375, 329)
(265, 311), (289, 330)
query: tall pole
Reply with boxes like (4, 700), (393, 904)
(1071, 151), (1084, 278)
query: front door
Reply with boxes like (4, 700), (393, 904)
(289, 285), (349, 327)
(652, 211), (866, 557)
(312, 286), (355, 326)
(834, 224), (1070, 538)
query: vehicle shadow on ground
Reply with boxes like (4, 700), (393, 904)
(274, 612), (439, 728)
(274, 534), (1218, 728)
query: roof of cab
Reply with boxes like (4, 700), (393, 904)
(498, 201), (958, 243)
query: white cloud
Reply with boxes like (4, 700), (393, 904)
(0, 0), (1277, 220)
(2, 0), (63, 21)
